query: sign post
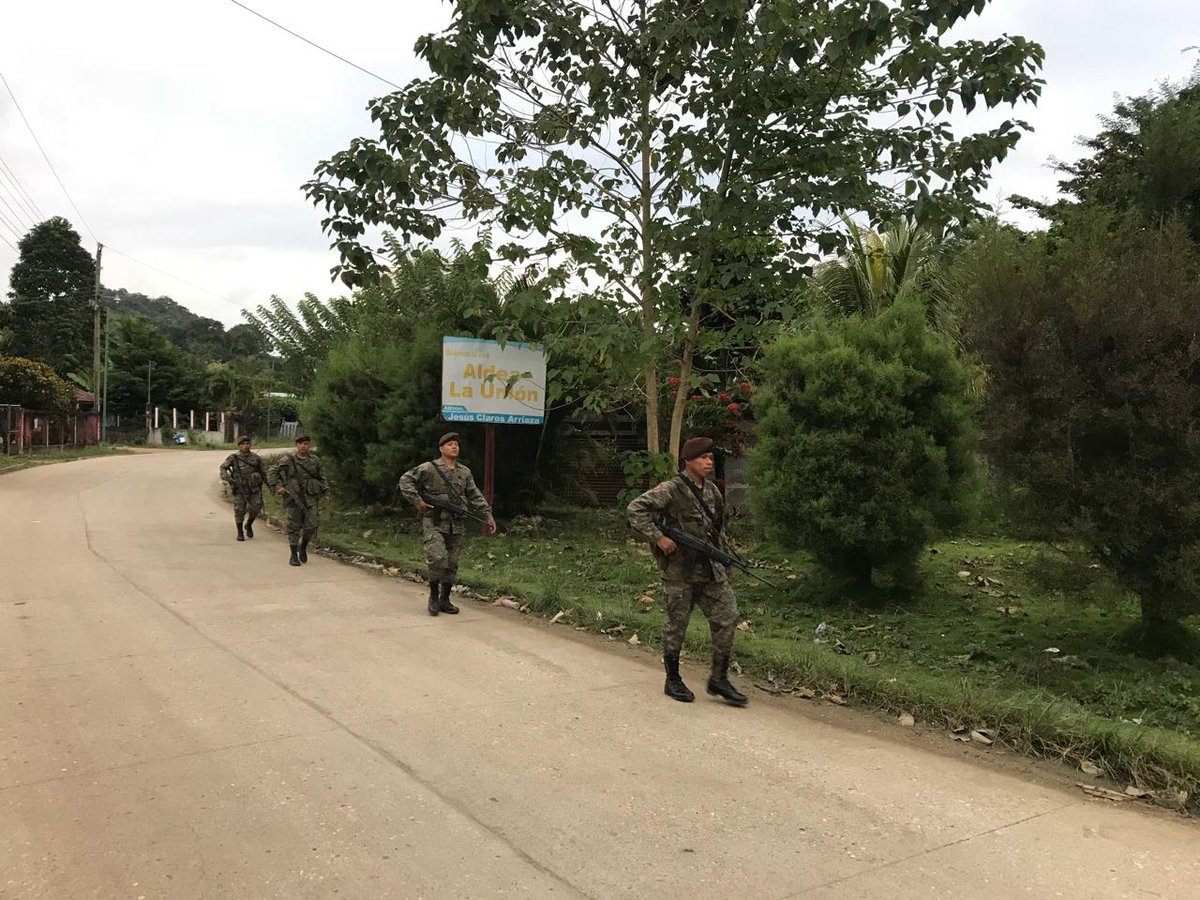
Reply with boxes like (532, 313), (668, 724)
(441, 336), (547, 522)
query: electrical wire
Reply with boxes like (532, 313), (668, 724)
(106, 246), (243, 310)
(0, 153), (45, 222)
(0, 70), (96, 242)
(227, 0), (402, 91)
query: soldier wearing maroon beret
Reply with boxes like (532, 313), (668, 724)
(626, 436), (747, 706)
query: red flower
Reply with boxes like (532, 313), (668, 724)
(726, 402), (740, 412)
(666, 376), (680, 386)
(690, 394), (702, 401)
(739, 380), (753, 394)
(719, 392), (731, 402)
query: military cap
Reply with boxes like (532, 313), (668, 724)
(438, 431), (460, 447)
(681, 436), (715, 460)
(237, 436), (251, 446)
(295, 434), (312, 443)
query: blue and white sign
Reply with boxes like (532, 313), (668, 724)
(441, 336), (547, 425)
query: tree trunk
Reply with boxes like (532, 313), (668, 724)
(639, 36), (660, 456)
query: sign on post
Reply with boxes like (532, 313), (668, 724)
(441, 336), (546, 425)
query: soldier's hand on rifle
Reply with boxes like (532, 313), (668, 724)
(656, 536), (677, 555)
(323, 494), (332, 506)
(484, 519), (497, 536)
(416, 498), (431, 513)
(275, 486), (286, 496)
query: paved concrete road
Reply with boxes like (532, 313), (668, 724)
(2, 452), (1196, 899)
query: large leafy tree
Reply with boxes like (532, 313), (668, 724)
(1017, 68), (1200, 240)
(306, 0), (1043, 456)
(958, 212), (1200, 657)
(7, 217), (95, 374)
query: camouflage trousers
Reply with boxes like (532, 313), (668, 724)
(233, 489), (263, 522)
(286, 498), (320, 546)
(661, 579), (739, 671)
(422, 519), (464, 582)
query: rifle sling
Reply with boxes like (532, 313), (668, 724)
(677, 476), (723, 544)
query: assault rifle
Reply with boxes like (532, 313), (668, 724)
(661, 525), (778, 588)
(418, 490), (491, 526)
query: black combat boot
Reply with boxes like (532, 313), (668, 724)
(438, 581), (460, 614)
(427, 581), (440, 616)
(663, 654), (694, 702)
(244, 518), (255, 539)
(236, 519), (245, 542)
(289, 546), (301, 567)
(707, 655), (748, 707)
(298, 541), (309, 564)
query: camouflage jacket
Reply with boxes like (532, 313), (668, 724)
(268, 453), (330, 506)
(627, 475), (730, 583)
(398, 459), (491, 535)
(219, 451), (267, 493)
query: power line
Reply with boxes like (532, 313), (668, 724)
(0, 153), (45, 222)
(0, 70), (97, 242)
(0, 184), (35, 233)
(0, 230), (14, 252)
(106, 246), (243, 310)
(0, 204), (23, 243)
(227, 0), (402, 91)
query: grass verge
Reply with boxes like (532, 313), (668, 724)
(0, 444), (133, 474)
(258, 494), (1200, 813)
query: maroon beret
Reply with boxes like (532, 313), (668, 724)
(681, 436), (715, 460)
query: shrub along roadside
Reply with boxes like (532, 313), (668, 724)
(250, 494), (1200, 811)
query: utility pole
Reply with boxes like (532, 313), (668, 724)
(101, 312), (110, 442)
(92, 243), (103, 419)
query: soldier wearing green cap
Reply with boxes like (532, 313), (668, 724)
(219, 436), (268, 542)
(627, 435), (748, 707)
(398, 432), (495, 616)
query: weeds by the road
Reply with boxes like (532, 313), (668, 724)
(0, 444), (133, 475)
(257, 494), (1200, 810)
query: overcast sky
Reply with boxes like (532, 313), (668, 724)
(1, 1), (1197, 326)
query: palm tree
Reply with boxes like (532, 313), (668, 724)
(802, 218), (958, 341)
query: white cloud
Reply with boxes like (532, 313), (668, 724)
(1, 1), (1197, 325)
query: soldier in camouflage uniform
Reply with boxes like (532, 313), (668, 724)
(398, 432), (495, 616)
(627, 436), (748, 706)
(219, 436), (268, 542)
(267, 434), (331, 567)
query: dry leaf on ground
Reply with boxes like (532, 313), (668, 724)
(549, 609), (570, 625)
(1079, 760), (1103, 777)
(898, 713), (915, 727)
(736, 621), (751, 632)
(970, 729), (994, 746)
(628, 633), (641, 646)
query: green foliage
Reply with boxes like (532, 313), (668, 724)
(616, 451), (676, 508)
(0, 356), (76, 410)
(104, 287), (204, 331)
(802, 219), (959, 342)
(1018, 68), (1200, 241)
(6, 217), (95, 374)
(750, 301), (979, 585)
(959, 210), (1200, 653)
(103, 316), (203, 418)
(241, 293), (357, 393)
(305, 0), (1043, 455)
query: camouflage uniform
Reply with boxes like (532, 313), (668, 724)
(627, 475), (739, 674)
(268, 452), (330, 547)
(219, 449), (267, 524)
(397, 459), (491, 583)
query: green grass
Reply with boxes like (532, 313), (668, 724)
(267, 496), (1200, 805)
(0, 444), (133, 474)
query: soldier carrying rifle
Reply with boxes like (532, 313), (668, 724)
(627, 436), (748, 707)
(219, 436), (268, 542)
(398, 432), (496, 617)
